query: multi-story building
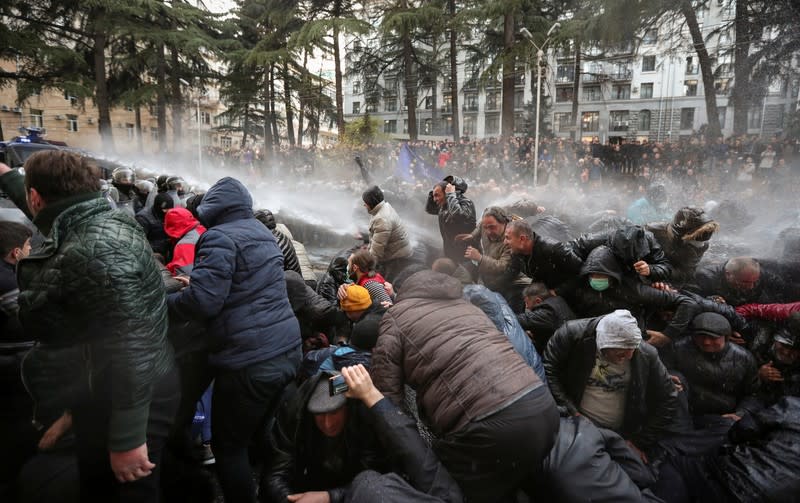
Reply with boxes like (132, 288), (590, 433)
(344, 1), (797, 142)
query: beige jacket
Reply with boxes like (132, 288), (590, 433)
(368, 201), (413, 262)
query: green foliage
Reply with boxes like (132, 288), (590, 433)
(341, 113), (385, 146)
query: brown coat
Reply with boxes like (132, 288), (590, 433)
(372, 270), (543, 437)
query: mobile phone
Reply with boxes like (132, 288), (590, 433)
(329, 374), (349, 396)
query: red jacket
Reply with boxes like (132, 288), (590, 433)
(736, 302), (800, 321)
(164, 208), (206, 276)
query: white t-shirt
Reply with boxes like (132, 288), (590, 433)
(579, 354), (631, 431)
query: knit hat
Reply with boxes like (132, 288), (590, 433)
(152, 192), (175, 219)
(350, 313), (381, 350)
(307, 375), (347, 414)
(362, 186), (384, 209)
(596, 310), (642, 350)
(690, 312), (731, 339)
(340, 285), (372, 312)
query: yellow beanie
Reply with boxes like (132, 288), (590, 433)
(340, 284), (372, 312)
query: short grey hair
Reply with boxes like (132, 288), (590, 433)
(507, 219), (533, 239)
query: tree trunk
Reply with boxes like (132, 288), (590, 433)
(403, 31), (418, 140)
(501, 12), (516, 137)
(135, 106), (143, 152)
(732, 0), (752, 135)
(270, 66), (279, 143)
(571, 39), (581, 141)
(298, 50), (307, 146)
(333, 2), (345, 140)
(169, 46), (183, 150)
(156, 43), (168, 152)
(242, 107), (249, 149)
(263, 72), (273, 156)
(680, 1), (720, 139)
(448, 0), (460, 142)
(283, 62), (296, 146)
(92, 14), (114, 151)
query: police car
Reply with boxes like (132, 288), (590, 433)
(0, 127), (61, 168)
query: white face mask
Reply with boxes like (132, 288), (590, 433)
(686, 240), (707, 248)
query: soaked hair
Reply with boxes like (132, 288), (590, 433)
(507, 219), (533, 239)
(0, 221), (32, 257)
(523, 282), (550, 300)
(24, 150), (101, 204)
(482, 206), (510, 224)
(724, 257), (760, 277)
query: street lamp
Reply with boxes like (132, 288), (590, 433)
(521, 22), (560, 187)
(179, 78), (202, 175)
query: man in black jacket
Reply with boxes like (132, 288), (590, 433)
(544, 309), (678, 461)
(518, 282), (576, 353)
(504, 219), (582, 295)
(425, 176), (476, 262)
(688, 257), (790, 306)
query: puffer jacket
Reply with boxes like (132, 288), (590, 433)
(425, 185), (476, 261)
(568, 225), (673, 282)
(372, 270), (543, 437)
(506, 234), (582, 294)
(368, 201), (413, 263)
(565, 246), (697, 340)
(168, 177), (301, 369)
(666, 338), (761, 417)
(543, 316), (678, 448)
(266, 374), (386, 503)
(164, 207), (206, 276)
(17, 194), (172, 451)
(646, 222), (707, 287)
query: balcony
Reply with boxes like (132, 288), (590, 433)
(462, 104), (479, 113)
(582, 73), (603, 83)
(555, 75), (575, 85)
(611, 70), (633, 81)
(440, 105), (452, 114)
(611, 120), (630, 131)
(686, 64), (699, 75)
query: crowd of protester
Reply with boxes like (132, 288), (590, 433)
(1, 132), (800, 503)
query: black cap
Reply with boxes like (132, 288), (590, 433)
(690, 312), (731, 338)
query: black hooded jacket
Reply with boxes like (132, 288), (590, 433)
(565, 246), (697, 340)
(135, 206), (171, 257)
(425, 178), (476, 261)
(506, 234), (583, 294)
(646, 222), (707, 287)
(568, 225), (673, 282)
(543, 316), (678, 448)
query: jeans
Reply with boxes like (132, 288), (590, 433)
(212, 346), (301, 503)
(72, 364), (180, 503)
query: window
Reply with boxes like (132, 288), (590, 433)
(463, 93), (478, 112)
(352, 101), (361, 115)
(555, 65), (575, 84)
(463, 116), (476, 136)
(680, 108), (695, 129)
(442, 95), (453, 113)
(748, 106), (762, 129)
(642, 29), (658, 45)
(639, 109), (651, 130)
(365, 102), (378, 113)
(514, 113), (527, 134)
(581, 111), (600, 132)
(686, 57), (698, 75)
(64, 91), (78, 106)
(221, 136), (232, 148)
(485, 115), (499, 135)
(583, 85), (602, 101)
(514, 89), (525, 109)
(556, 87), (574, 103)
(642, 55), (656, 72)
(67, 114), (78, 132)
(385, 98), (397, 112)
(717, 107), (727, 129)
(715, 78), (730, 95)
(612, 85), (631, 100)
(200, 111), (211, 125)
(719, 28), (732, 46)
(554, 112), (573, 133)
(424, 96), (434, 110)
(423, 118), (433, 135)
(151, 127), (159, 141)
(485, 92), (500, 111)
(126, 123), (135, 139)
(30, 109), (43, 127)
(403, 120), (408, 134)
(384, 78), (397, 92)
(353, 81), (362, 94)
(126, 105), (134, 112)
(383, 119), (397, 134)
(684, 80), (698, 96)
(640, 83), (654, 99)
(610, 110), (631, 130)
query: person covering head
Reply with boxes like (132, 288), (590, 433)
(361, 185), (384, 209)
(669, 206), (719, 242)
(596, 309), (642, 351)
(307, 374), (347, 414)
(340, 284), (372, 312)
(690, 312), (732, 338)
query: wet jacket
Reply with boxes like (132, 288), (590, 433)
(736, 301), (800, 321)
(164, 207), (206, 276)
(17, 194), (172, 451)
(543, 316), (678, 448)
(368, 201), (413, 263)
(756, 346), (800, 406)
(506, 234), (583, 294)
(135, 205), (171, 257)
(518, 296), (576, 353)
(425, 185), (476, 261)
(372, 270), (544, 437)
(688, 260), (791, 306)
(274, 228), (302, 276)
(168, 177), (301, 369)
(266, 374), (386, 503)
(285, 270), (337, 340)
(708, 398), (800, 502)
(565, 246), (696, 340)
(666, 338), (761, 417)
(568, 225), (673, 282)
(646, 222), (706, 287)
(468, 222), (528, 292)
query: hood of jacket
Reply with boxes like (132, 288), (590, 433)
(609, 225), (653, 264)
(164, 207), (202, 239)
(197, 177), (254, 227)
(444, 175), (468, 194)
(581, 245), (623, 283)
(396, 270), (464, 302)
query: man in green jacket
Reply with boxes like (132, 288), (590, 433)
(0, 152), (178, 502)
